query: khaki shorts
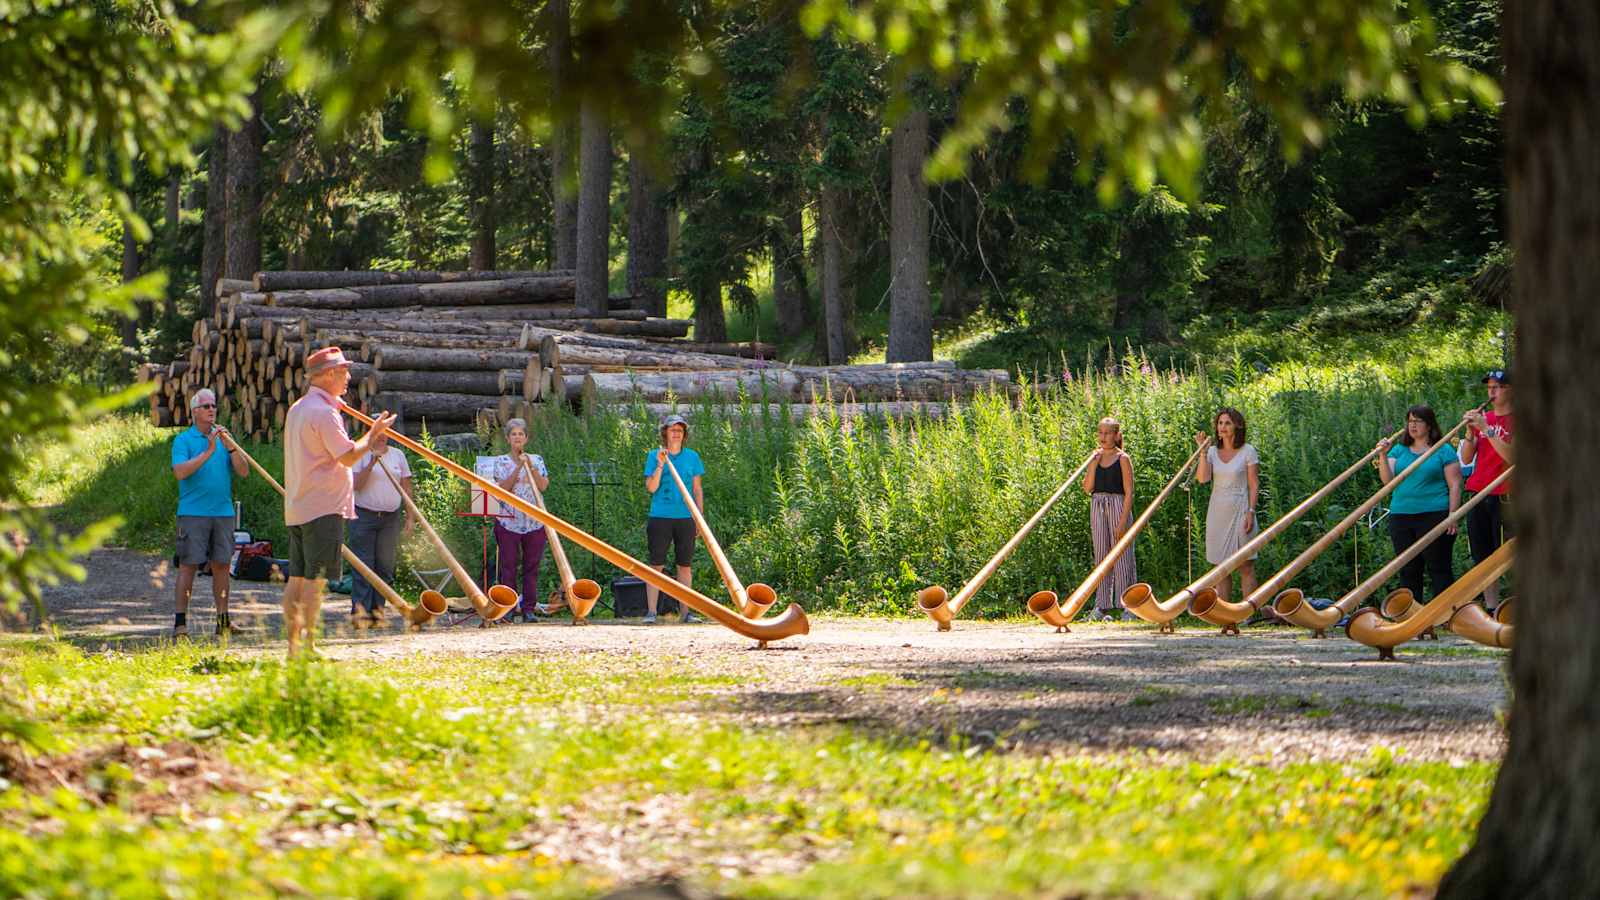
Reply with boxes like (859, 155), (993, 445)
(287, 514), (344, 581)
(176, 516), (235, 567)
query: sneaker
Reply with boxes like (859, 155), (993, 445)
(173, 624), (189, 639)
(370, 607), (387, 627)
(642, 612), (658, 625)
(534, 602), (556, 616)
(681, 611), (701, 624)
(1120, 610), (1136, 622)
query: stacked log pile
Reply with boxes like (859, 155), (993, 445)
(144, 270), (1015, 439)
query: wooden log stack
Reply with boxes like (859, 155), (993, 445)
(142, 270), (1015, 440)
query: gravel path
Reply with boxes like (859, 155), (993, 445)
(25, 547), (1510, 764)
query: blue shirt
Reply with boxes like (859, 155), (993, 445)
(644, 447), (705, 519)
(172, 426), (235, 517)
(1387, 442), (1459, 515)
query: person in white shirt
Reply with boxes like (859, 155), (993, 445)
(346, 433), (415, 627)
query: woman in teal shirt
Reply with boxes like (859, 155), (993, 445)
(1374, 405), (1462, 605)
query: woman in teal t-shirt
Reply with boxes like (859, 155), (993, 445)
(641, 414), (705, 624)
(1374, 405), (1462, 605)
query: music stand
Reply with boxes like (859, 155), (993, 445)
(459, 457), (510, 589)
(566, 460), (621, 612)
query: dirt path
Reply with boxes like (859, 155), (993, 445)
(25, 547), (1510, 764)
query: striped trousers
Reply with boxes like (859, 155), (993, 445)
(1089, 492), (1137, 611)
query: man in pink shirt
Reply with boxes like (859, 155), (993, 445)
(282, 346), (395, 657)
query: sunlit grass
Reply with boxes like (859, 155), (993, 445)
(0, 638), (1493, 898)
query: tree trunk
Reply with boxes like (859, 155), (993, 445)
(1436, 2), (1600, 896)
(260, 276), (575, 309)
(370, 345), (537, 372)
(627, 147), (671, 317)
(819, 183), (855, 364)
(253, 269), (570, 291)
(547, 0), (578, 270)
(541, 343), (762, 371)
(163, 171), (181, 320)
(692, 273), (727, 343)
(368, 390), (500, 421)
(575, 92), (612, 316)
(940, 265), (978, 321)
(772, 208), (811, 341)
(224, 91), (263, 281)
(200, 128), (227, 315)
(120, 219), (142, 348)
(580, 370), (802, 410)
(888, 102), (933, 362)
(469, 118), (497, 270)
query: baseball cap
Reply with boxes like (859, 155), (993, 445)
(1481, 369), (1511, 385)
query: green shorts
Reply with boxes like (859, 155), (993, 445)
(287, 514), (344, 581)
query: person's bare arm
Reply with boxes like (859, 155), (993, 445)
(1444, 462), (1463, 535)
(1118, 455), (1134, 534)
(1081, 449), (1102, 495)
(401, 476), (417, 533)
(1244, 462), (1261, 536)
(1194, 435), (1212, 484)
(693, 475), (704, 512)
(352, 455), (378, 490)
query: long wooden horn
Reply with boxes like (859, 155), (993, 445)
(1270, 421), (1475, 635)
(340, 403), (808, 645)
(919, 451), (1098, 631)
(520, 455), (602, 624)
(1346, 537), (1516, 659)
(661, 454), (777, 618)
(1130, 427), (1406, 633)
(1285, 466), (1514, 640)
(219, 433), (439, 628)
(1029, 440), (1209, 631)
(378, 451), (515, 622)
(1196, 420), (1471, 632)
(370, 457), (452, 626)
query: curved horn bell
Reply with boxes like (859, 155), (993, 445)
(1184, 428), (1405, 634)
(662, 454), (777, 619)
(221, 434), (435, 628)
(1345, 538), (1516, 660)
(1275, 465), (1513, 638)
(342, 404), (809, 645)
(919, 452), (1097, 631)
(1030, 440), (1209, 631)
(521, 456), (602, 624)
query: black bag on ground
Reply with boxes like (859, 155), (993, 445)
(611, 575), (676, 617)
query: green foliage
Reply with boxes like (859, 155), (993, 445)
(804, 0), (1499, 201)
(0, 0), (264, 614)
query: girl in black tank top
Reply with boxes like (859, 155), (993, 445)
(1081, 418), (1137, 619)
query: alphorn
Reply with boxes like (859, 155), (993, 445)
(1346, 538), (1516, 659)
(340, 403), (809, 645)
(1275, 465), (1513, 636)
(375, 450), (516, 623)
(662, 454), (778, 618)
(1199, 421), (1469, 632)
(220, 434), (443, 628)
(1029, 441), (1209, 631)
(519, 455), (603, 623)
(919, 452), (1098, 631)
(1280, 461), (1516, 643)
(1125, 428), (1404, 633)
(370, 457), (457, 627)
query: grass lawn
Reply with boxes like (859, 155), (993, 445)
(1, 637), (1492, 898)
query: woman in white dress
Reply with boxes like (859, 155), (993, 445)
(1193, 407), (1260, 606)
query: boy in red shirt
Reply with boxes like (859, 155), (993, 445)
(1460, 369), (1514, 610)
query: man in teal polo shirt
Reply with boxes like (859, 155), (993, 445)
(170, 388), (248, 638)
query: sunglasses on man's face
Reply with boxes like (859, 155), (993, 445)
(195, 403), (216, 410)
